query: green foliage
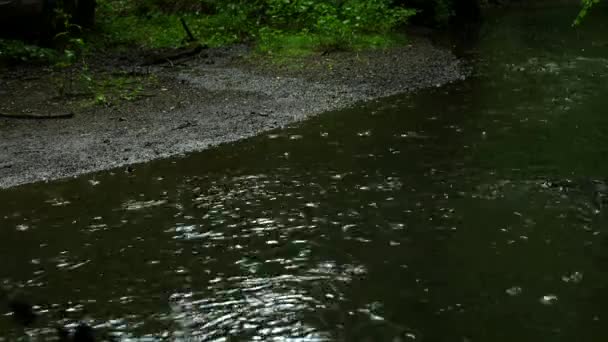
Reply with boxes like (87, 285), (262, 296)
(97, 13), (191, 48)
(270, 0), (413, 52)
(96, 0), (415, 52)
(243, 0), (416, 35)
(0, 40), (59, 63)
(574, 0), (601, 26)
(256, 29), (312, 56)
(256, 29), (403, 60)
(95, 6), (251, 48)
(3, 0), (416, 65)
(54, 37), (87, 68)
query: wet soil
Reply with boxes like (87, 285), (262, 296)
(0, 38), (463, 189)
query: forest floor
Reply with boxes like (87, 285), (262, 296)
(0, 36), (464, 189)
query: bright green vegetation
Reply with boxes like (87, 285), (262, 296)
(94, 10), (246, 49)
(0, 0), (417, 65)
(96, 0), (416, 55)
(574, 0), (602, 25)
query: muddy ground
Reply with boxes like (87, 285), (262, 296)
(0, 37), (464, 189)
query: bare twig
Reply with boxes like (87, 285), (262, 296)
(180, 17), (197, 42)
(141, 44), (206, 66)
(0, 111), (74, 119)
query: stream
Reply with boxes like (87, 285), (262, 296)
(1, 5), (608, 342)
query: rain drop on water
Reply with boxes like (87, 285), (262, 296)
(506, 286), (523, 296)
(561, 271), (583, 284)
(539, 294), (558, 305)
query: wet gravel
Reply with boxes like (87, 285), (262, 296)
(0, 38), (464, 189)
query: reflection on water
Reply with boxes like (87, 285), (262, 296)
(2, 6), (608, 342)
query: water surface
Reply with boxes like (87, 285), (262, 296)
(2, 6), (608, 342)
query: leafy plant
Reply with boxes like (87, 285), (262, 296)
(96, 0), (415, 53)
(251, 0), (415, 53)
(4, 0), (418, 66)
(574, 0), (601, 26)
(0, 40), (59, 63)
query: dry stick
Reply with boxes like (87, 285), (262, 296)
(141, 45), (205, 66)
(180, 17), (196, 43)
(141, 18), (205, 66)
(0, 111), (74, 119)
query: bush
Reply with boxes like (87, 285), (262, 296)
(95, 0), (416, 53)
(217, 0), (416, 34)
(216, 0), (415, 51)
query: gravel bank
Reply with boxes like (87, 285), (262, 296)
(0, 37), (464, 189)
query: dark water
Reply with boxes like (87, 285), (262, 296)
(2, 7), (608, 342)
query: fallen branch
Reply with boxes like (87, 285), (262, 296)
(141, 43), (206, 66)
(181, 17), (196, 43)
(134, 92), (157, 98)
(0, 111), (74, 119)
(141, 17), (206, 66)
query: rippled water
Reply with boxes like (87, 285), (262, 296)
(2, 6), (608, 342)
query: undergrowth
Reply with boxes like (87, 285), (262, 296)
(95, 0), (416, 55)
(0, 40), (59, 63)
(2, 0), (416, 63)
